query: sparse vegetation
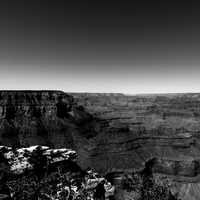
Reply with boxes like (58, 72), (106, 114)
(121, 172), (178, 200)
(0, 146), (115, 200)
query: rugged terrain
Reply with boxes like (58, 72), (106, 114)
(0, 91), (102, 169)
(0, 145), (115, 200)
(72, 93), (200, 200)
(1, 91), (200, 199)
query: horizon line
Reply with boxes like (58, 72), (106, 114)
(0, 89), (199, 96)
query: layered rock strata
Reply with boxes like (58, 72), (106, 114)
(72, 93), (200, 199)
(0, 91), (103, 170)
(1, 91), (200, 199)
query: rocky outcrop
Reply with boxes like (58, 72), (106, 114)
(0, 91), (105, 171)
(0, 145), (115, 200)
(0, 145), (77, 174)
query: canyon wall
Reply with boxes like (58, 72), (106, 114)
(72, 93), (200, 199)
(0, 91), (104, 170)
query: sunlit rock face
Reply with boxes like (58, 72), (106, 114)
(0, 145), (115, 200)
(0, 145), (77, 174)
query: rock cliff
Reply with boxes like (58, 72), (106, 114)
(0, 91), (103, 170)
(0, 91), (73, 147)
(0, 145), (115, 200)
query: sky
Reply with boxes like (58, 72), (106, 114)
(0, 1), (200, 94)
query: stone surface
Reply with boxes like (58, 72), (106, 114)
(1, 145), (77, 174)
(0, 91), (103, 170)
(0, 145), (115, 200)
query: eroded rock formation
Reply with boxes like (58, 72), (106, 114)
(0, 145), (115, 200)
(0, 91), (103, 170)
(72, 93), (200, 199)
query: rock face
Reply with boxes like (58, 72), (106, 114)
(0, 145), (115, 200)
(1, 145), (77, 174)
(0, 91), (73, 147)
(0, 91), (103, 169)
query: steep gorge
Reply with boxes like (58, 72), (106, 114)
(72, 93), (200, 199)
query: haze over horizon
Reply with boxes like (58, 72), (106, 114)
(0, 1), (200, 94)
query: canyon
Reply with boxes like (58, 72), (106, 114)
(72, 93), (200, 200)
(1, 91), (200, 199)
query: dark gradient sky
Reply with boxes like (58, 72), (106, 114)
(0, 1), (200, 93)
